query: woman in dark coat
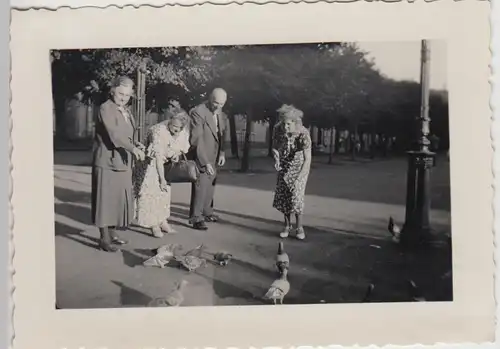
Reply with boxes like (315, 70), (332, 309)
(91, 76), (146, 252)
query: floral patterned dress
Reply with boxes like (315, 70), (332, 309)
(133, 123), (190, 228)
(272, 126), (312, 215)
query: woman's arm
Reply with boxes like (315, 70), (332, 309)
(156, 154), (166, 184)
(299, 134), (312, 174)
(149, 126), (168, 182)
(300, 147), (312, 173)
(272, 148), (280, 160)
(180, 129), (191, 155)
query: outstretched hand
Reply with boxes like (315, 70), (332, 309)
(159, 178), (169, 192)
(218, 153), (226, 167)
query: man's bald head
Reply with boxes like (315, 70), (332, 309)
(208, 88), (227, 112)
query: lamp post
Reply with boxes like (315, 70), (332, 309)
(399, 40), (436, 248)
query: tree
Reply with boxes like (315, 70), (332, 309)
(51, 46), (217, 138)
(299, 43), (384, 162)
(210, 42), (384, 168)
(211, 45), (287, 171)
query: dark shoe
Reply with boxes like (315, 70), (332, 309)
(204, 215), (219, 223)
(109, 229), (128, 245)
(99, 240), (120, 252)
(192, 221), (208, 230)
(111, 237), (129, 245)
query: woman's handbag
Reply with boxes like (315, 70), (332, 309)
(164, 153), (200, 183)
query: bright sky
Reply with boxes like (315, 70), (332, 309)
(357, 40), (447, 91)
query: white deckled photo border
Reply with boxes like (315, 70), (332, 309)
(8, 2), (495, 349)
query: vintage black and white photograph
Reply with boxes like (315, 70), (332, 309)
(51, 41), (451, 309)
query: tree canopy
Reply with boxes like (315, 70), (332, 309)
(51, 42), (449, 149)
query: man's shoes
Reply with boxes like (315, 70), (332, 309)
(204, 215), (219, 223)
(193, 221), (208, 230)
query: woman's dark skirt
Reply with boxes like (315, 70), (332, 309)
(91, 166), (134, 228)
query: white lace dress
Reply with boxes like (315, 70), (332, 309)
(133, 123), (190, 228)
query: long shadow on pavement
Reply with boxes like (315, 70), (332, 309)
(54, 186), (92, 205)
(170, 202), (385, 240)
(54, 221), (99, 250)
(121, 249), (147, 268)
(111, 280), (153, 307)
(55, 202), (92, 225)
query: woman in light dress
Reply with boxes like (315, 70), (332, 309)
(272, 104), (312, 241)
(133, 108), (191, 238)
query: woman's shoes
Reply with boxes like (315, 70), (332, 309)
(279, 226), (306, 240)
(279, 226), (291, 238)
(151, 226), (164, 238)
(110, 235), (129, 245)
(109, 228), (129, 245)
(295, 227), (306, 240)
(99, 240), (120, 253)
(160, 221), (177, 234)
(204, 215), (219, 223)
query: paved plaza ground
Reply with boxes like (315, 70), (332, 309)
(54, 150), (452, 308)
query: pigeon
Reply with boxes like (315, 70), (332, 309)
(388, 217), (401, 243)
(143, 243), (182, 268)
(148, 280), (189, 307)
(184, 244), (205, 258)
(175, 244), (207, 272)
(276, 241), (290, 274)
(213, 251), (233, 266)
(175, 255), (207, 272)
(264, 268), (290, 305)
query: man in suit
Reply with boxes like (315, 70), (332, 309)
(188, 88), (228, 230)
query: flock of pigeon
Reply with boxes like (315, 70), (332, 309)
(143, 241), (291, 307)
(141, 216), (446, 307)
(51, 216), (450, 310)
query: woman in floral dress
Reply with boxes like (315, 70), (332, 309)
(133, 109), (190, 238)
(272, 105), (312, 240)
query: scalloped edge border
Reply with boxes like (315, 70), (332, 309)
(9, 0), (479, 12)
(8, 2), (497, 349)
(8, 4), (15, 349)
(490, 0), (498, 346)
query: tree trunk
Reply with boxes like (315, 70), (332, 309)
(360, 133), (365, 155)
(241, 112), (253, 172)
(53, 97), (66, 139)
(382, 135), (388, 157)
(328, 127), (335, 164)
(229, 114), (239, 158)
(310, 125), (316, 157)
(370, 123), (376, 160)
(267, 116), (276, 158)
(351, 125), (358, 161)
(334, 126), (341, 154)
